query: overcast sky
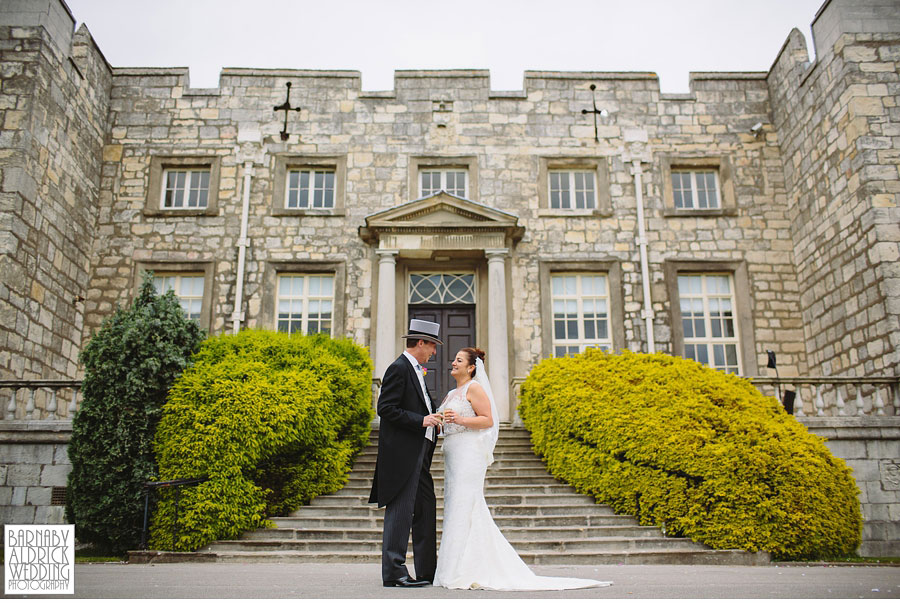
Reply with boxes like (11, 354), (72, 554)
(65, 0), (824, 92)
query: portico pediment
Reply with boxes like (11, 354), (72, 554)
(359, 192), (524, 251)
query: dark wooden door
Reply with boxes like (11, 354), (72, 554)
(409, 305), (475, 404)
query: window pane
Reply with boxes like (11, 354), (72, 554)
(321, 276), (334, 296)
(421, 171), (440, 196)
(725, 344), (738, 367)
(299, 172), (310, 208)
(672, 172), (691, 209)
(680, 273), (740, 374)
(551, 276), (564, 296)
(713, 344), (725, 367)
(705, 172), (719, 208)
(696, 345), (709, 365)
(684, 344), (697, 362)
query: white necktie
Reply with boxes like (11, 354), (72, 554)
(416, 364), (434, 441)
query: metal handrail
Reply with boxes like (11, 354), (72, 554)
(140, 477), (210, 551)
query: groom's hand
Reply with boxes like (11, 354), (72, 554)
(423, 414), (442, 428)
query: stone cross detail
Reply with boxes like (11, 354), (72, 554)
(581, 84), (607, 142)
(273, 82), (302, 141)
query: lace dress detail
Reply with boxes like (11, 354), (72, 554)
(437, 381), (476, 436)
(433, 382), (611, 591)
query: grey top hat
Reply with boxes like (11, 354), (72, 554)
(402, 318), (443, 345)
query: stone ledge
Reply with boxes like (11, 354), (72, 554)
(222, 68), (361, 79)
(524, 70), (658, 81)
(0, 420), (73, 443)
(112, 67), (189, 77)
(689, 71), (768, 80)
(800, 417), (900, 440)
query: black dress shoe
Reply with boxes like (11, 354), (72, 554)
(383, 576), (430, 587)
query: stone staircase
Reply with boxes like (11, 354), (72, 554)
(197, 427), (767, 565)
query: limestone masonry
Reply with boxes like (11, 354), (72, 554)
(1, 0), (899, 554)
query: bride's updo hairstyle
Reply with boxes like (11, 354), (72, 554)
(460, 347), (486, 377)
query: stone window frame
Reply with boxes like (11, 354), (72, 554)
(409, 156), (478, 200)
(539, 260), (625, 358)
(261, 260), (346, 337)
(664, 259), (758, 375)
(271, 155), (347, 217)
(547, 272), (615, 356)
(538, 157), (612, 217)
(659, 155), (737, 217)
(133, 260), (216, 331)
(144, 156), (221, 217)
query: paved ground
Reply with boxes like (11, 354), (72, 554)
(4, 562), (900, 599)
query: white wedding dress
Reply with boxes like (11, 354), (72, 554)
(434, 366), (611, 591)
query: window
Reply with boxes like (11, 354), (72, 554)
(678, 274), (741, 373)
(660, 155), (735, 216)
(145, 156), (221, 216)
(671, 170), (720, 210)
(162, 169), (210, 209)
(409, 273), (475, 304)
(550, 274), (611, 357)
(152, 273), (205, 321)
(286, 169), (335, 209)
(548, 170), (596, 210)
(420, 169), (467, 197)
(271, 156), (346, 216)
(409, 157), (476, 201)
(538, 158), (611, 215)
(276, 274), (334, 335)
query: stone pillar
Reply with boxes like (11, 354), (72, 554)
(375, 250), (398, 379)
(486, 249), (510, 422)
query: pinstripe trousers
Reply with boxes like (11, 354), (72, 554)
(381, 437), (437, 582)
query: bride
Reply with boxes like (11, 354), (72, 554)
(434, 347), (611, 591)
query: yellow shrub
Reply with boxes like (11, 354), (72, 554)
(518, 350), (862, 560)
(150, 330), (373, 551)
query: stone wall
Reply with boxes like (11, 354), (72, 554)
(0, 422), (71, 525)
(3, 417), (895, 556)
(768, 0), (900, 380)
(802, 417), (900, 556)
(85, 66), (807, 381)
(0, 1), (112, 382)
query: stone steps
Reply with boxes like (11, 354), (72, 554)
(182, 427), (768, 566)
(174, 549), (768, 566)
(205, 535), (708, 554)
(237, 525), (665, 541)
(272, 513), (643, 529)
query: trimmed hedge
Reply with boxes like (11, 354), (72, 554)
(518, 350), (862, 560)
(150, 330), (374, 551)
(66, 275), (204, 554)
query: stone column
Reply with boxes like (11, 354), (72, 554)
(375, 250), (398, 379)
(486, 249), (510, 422)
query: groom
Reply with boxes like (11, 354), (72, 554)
(369, 319), (444, 587)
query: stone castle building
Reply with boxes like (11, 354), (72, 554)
(1, 0), (899, 553)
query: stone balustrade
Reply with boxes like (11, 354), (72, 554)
(1, 380), (82, 422)
(751, 376), (900, 417)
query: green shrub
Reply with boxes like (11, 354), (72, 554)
(66, 274), (204, 554)
(151, 330), (374, 551)
(518, 350), (862, 560)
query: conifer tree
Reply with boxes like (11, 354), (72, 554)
(65, 273), (204, 553)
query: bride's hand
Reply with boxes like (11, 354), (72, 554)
(444, 409), (457, 424)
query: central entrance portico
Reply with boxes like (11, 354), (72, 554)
(361, 192), (523, 421)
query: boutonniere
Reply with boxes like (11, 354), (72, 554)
(421, 367), (428, 376)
